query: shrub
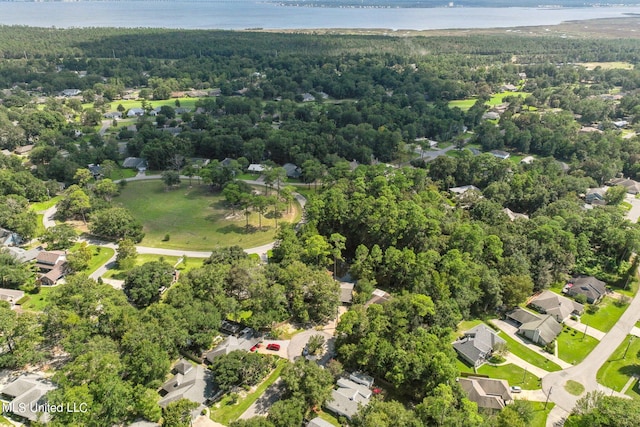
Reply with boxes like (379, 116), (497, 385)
(544, 340), (556, 354)
(586, 304), (600, 315)
(163, 233), (170, 241)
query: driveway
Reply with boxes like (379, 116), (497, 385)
(287, 329), (334, 363)
(625, 193), (640, 223)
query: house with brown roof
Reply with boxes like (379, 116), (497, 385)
(529, 290), (584, 323)
(458, 376), (512, 411)
(35, 250), (67, 286)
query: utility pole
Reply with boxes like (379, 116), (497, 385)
(522, 366), (528, 384)
(624, 336), (635, 359)
(545, 386), (553, 409)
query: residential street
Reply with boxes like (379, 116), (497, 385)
(238, 378), (284, 419)
(542, 282), (640, 425)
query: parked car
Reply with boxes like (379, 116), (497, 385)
(250, 343), (261, 352)
(266, 343), (281, 351)
(510, 386), (522, 393)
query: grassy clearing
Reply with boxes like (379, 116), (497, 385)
(114, 180), (300, 251)
(597, 335), (640, 392)
(448, 91), (531, 111)
(565, 380), (585, 396)
(576, 61), (634, 70)
(210, 359), (287, 425)
(580, 296), (629, 332)
(30, 196), (62, 212)
(316, 411), (341, 426)
(487, 323), (562, 372)
(21, 286), (57, 311)
(83, 97), (201, 113)
(456, 319), (483, 334)
(530, 401), (554, 427)
(110, 168), (138, 180)
(557, 325), (599, 365)
(102, 253), (205, 279)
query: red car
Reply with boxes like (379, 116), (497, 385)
(266, 343), (281, 351)
(250, 343), (261, 352)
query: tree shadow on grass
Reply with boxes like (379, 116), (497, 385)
(215, 224), (258, 235)
(619, 365), (640, 377)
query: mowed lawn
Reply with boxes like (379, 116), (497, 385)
(115, 180), (300, 251)
(597, 335), (640, 394)
(448, 91), (531, 111)
(580, 296), (629, 332)
(556, 325), (599, 365)
(102, 253), (206, 280)
(456, 359), (541, 390)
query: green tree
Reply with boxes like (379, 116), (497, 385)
(281, 359), (333, 412)
(0, 302), (45, 369)
(604, 185), (627, 205)
(94, 178), (119, 201)
(162, 170), (181, 189)
(162, 399), (198, 427)
(124, 261), (174, 307)
(66, 241), (92, 272)
(40, 224), (77, 250)
(116, 238), (138, 270)
(89, 207), (144, 242)
(73, 168), (93, 188)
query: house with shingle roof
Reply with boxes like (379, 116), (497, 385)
(529, 290), (584, 323)
(159, 359), (218, 420)
(608, 177), (640, 195)
(0, 288), (25, 308)
(506, 307), (541, 326)
(325, 377), (372, 420)
(518, 314), (562, 346)
(565, 276), (608, 304)
(0, 374), (57, 423)
(458, 376), (512, 411)
(453, 324), (506, 367)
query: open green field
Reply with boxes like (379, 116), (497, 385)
(448, 91), (531, 111)
(102, 253), (205, 279)
(83, 97), (201, 113)
(557, 325), (599, 365)
(114, 180), (300, 251)
(487, 322), (562, 372)
(597, 335), (640, 394)
(210, 359), (287, 425)
(457, 359), (541, 389)
(580, 296), (629, 332)
(576, 61), (634, 70)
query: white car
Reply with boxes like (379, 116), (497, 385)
(511, 386), (522, 393)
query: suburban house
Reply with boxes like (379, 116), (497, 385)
(458, 376), (513, 411)
(506, 307), (562, 346)
(339, 281), (355, 305)
(35, 250), (67, 286)
(490, 150), (510, 160)
(283, 163), (302, 179)
(248, 164), (266, 173)
(127, 108), (145, 117)
(585, 188), (607, 205)
(518, 314), (562, 346)
(482, 111), (500, 120)
(0, 288), (25, 308)
(503, 208), (529, 221)
(565, 276), (608, 304)
(104, 111), (123, 119)
(0, 374), (57, 423)
(14, 144), (34, 156)
(349, 372), (375, 388)
(61, 89), (81, 97)
(301, 92), (315, 102)
(123, 157), (148, 172)
(307, 417), (335, 427)
(608, 177), (640, 195)
(0, 227), (22, 246)
(88, 163), (102, 179)
(453, 324), (506, 367)
(5, 246), (41, 263)
(364, 288), (392, 306)
(204, 334), (259, 364)
(158, 359), (217, 419)
(325, 377), (372, 420)
(529, 290), (584, 323)
(449, 185), (481, 195)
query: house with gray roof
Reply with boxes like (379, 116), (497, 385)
(608, 177), (640, 195)
(339, 281), (354, 305)
(518, 314), (562, 346)
(453, 324), (506, 367)
(205, 334), (259, 364)
(490, 150), (511, 160)
(505, 307), (541, 326)
(325, 377), (372, 420)
(159, 359), (217, 419)
(458, 376), (512, 411)
(283, 163), (302, 179)
(529, 290), (584, 323)
(565, 276), (607, 304)
(307, 417), (335, 427)
(0, 374), (57, 423)
(449, 185), (480, 195)
(4, 246), (41, 263)
(123, 157), (148, 172)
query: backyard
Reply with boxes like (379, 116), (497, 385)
(114, 180), (301, 251)
(556, 325), (599, 365)
(457, 359), (541, 390)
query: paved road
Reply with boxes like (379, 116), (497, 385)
(542, 283), (640, 425)
(239, 378), (284, 419)
(625, 193), (640, 223)
(287, 329), (334, 363)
